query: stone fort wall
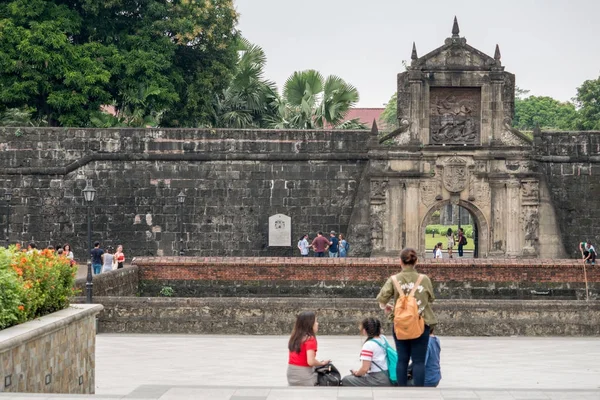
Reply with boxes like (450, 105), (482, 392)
(1, 127), (600, 258)
(534, 130), (600, 258)
(0, 128), (369, 259)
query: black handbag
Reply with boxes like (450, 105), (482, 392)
(315, 363), (341, 386)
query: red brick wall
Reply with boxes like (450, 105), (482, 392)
(132, 257), (600, 283)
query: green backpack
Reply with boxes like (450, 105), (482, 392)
(370, 337), (398, 384)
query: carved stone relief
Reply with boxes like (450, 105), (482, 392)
(371, 180), (389, 201)
(420, 181), (437, 207)
(470, 177), (491, 207)
(442, 156), (468, 193)
(370, 179), (389, 252)
(429, 87), (481, 145)
(521, 180), (540, 206)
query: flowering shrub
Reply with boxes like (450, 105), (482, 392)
(0, 245), (78, 330)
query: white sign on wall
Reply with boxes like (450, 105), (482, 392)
(268, 214), (291, 247)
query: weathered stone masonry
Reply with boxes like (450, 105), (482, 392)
(0, 128), (369, 259)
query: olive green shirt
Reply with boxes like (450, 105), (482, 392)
(376, 267), (437, 327)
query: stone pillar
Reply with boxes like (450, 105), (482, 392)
(489, 180), (506, 256)
(520, 180), (540, 257)
(505, 181), (522, 257)
(369, 179), (388, 255)
(383, 180), (404, 253)
(408, 70), (424, 144)
(404, 181), (420, 248)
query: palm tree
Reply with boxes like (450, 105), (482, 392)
(215, 39), (280, 128)
(279, 70), (361, 129)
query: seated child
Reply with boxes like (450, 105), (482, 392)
(341, 317), (392, 387)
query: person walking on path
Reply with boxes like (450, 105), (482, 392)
(287, 311), (330, 386)
(341, 317), (392, 387)
(102, 246), (115, 273)
(115, 245), (125, 269)
(376, 248), (437, 387)
(328, 231), (339, 258)
(311, 232), (329, 258)
(90, 241), (104, 275)
(446, 228), (455, 258)
(457, 228), (465, 257)
(298, 235), (310, 257)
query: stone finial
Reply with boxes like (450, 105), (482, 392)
(494, 44), (501, 61)
(533, 123), (541, 137)
(371, 119), (379, 136)
(452, 16), (460, 37)
(411, 42), (418, 60)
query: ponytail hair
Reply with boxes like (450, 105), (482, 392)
(361, 317), (382, 341)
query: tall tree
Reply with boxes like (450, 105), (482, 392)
(214, 39), (280, 128)
(0, 0), (239, 127)
(278, 70), (360, 129)
(380, 93), (398, 130)
(514, 95), (578, 130)
(574, 76), (600, 130)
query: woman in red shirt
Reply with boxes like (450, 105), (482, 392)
(287, 311), (330, 386)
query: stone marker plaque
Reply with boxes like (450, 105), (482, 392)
(268, 214), (291, 247)
(429, 87), (481, 145)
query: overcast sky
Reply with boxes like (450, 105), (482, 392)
(235, 0), (600, 107)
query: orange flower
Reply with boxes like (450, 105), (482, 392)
(18, 305), (24, 311)
(23, 282), (32, 290)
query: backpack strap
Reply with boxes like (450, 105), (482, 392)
(408, 274), (425, 298)
(391, 275), (404, 297)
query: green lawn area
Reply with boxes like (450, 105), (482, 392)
(425, 233), (474, 251)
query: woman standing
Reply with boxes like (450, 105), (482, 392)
(457, 228), (465, 257)
(102, 246), (115, 273)
(376, 248), (436, 387)
(287, 311), (330, 386)
(338, 234), (348, 258)
(115, 245), (125, 269)
(341, 317), (392, 387)
(446, 228), (455, 258)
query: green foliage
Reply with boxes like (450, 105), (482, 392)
(380, 93), (398, 130)
(214, 38), (280, 128)
(574, 76), (600, 130)
(425, 224), (474, 239)
(0, 245), (77, 330)
(0, 0), (239, 127)
(159, 286), (174, 297)
(277, 70), (360, 129)
(514, 95), (578, 130)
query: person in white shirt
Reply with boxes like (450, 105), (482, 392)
(297, 234), (310, 257)
(434, 242), (443, 259)
(341, 317), (392, 387)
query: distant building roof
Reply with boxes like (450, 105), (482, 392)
(344, 108), (385, 127)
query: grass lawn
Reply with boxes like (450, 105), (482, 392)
(425, 234), (474, 251)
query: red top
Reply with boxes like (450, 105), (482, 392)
(311, 236), (330, 253)
(288, 336), (317, 367)
(117, 254), (125, 262)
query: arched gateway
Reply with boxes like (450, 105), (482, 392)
(365, 18), (564, 259)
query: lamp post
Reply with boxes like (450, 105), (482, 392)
(177, 191), (185, 256)
(4, 189), (12, 248)
(82, 180), (96, 304)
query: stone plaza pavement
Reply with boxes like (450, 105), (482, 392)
(1, 335), (599, 399)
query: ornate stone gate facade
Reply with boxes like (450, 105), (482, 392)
(368, 18), (564, 259)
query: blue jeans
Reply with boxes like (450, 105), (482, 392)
(92, 263), (102, 275)
(329, 251), (338, 258)
(394, 325), (430, 386)
(314, 252), (325, 257)
(458, 244), (464, 257)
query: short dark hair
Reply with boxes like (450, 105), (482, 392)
(318, 231), (323, 236)
(94, 241), (100, 247)
(28, 242), (37, 249)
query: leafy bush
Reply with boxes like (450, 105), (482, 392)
(159, 286), (175, 297)
(425, 225), (474, 239)
(0, 245), (77, 330)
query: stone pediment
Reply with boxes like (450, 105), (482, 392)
(413, 39), (500, 71)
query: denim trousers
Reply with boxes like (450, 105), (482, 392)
(92, 263), (102, 275)
(393, 325), (430, 386)
(458, 244), (464, 257)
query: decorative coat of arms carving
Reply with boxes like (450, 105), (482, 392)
(443, 157), (468, 193)
(420, 182), (437, 206)
(521, 180), (540, 205)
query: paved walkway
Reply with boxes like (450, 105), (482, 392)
(1, 335), (599, 399)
